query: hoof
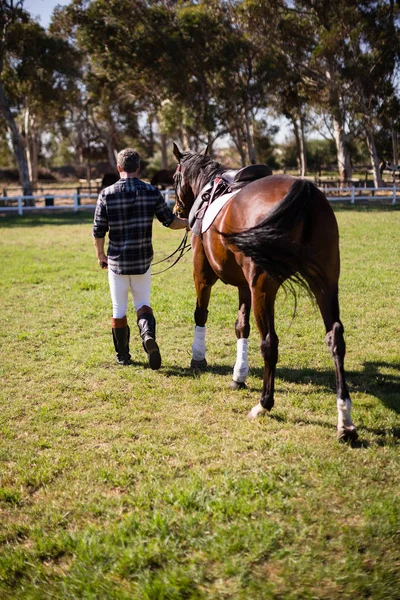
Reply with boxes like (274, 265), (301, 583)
(190, 358), (207, 371)
(248, 403), (267, 419)
(229, 380), (247, 391)
(337, 426), (358, 443)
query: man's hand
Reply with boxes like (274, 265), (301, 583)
(97, 253), (108, 269)
(169, 216), (189, 230)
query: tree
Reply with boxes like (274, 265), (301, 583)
(344, 0), (400, 186)
(0, 0), (31, 197)
(0, 1), (81, 197)
(284, 0), (400, 186)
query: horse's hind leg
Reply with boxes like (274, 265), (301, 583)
(248, 275), (279, 418)
(315, 288), (358, 442)
(230, 285), (251, 390)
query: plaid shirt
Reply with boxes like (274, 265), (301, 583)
(92, 177), (175, 275)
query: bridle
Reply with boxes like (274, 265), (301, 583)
(172, 163), (185, 216)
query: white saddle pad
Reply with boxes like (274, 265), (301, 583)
(201, 191), (238, 233)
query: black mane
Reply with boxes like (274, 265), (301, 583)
(181, 152), (224, 190)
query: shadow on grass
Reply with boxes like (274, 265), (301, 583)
(1, 203), (399, 228)
(0, 211), (95, 228)
(166, 360), (400, 412)
(165, 359), (400, 447)
(332, 202), (400, 212)
(267, 412), (400, 449)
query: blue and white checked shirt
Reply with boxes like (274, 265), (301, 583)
(92, 177), (175, 275)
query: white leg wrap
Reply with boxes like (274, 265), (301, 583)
(337, 398), (355, 430)
(233, 338), (249, 383)
(248, 402), (267, 419)
(192, 326), (206, 361)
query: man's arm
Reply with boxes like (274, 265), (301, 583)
(93, 236), (108, 269)
(93, 190), (109, 268)
(168, 215), (189, 230)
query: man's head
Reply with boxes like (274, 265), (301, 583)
(117, 148), (140, 174)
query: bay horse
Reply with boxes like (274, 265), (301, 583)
(172, 143), (357, 442)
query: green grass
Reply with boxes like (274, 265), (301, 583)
(0, 207), (399, 599)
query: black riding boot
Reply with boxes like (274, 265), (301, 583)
(112, 316), (132, 365)
(137, 312), (161, 370)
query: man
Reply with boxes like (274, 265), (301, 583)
(93, 148), (188, 370)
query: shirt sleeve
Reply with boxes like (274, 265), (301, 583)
(92, 192), (108, 238)
(154, 191), (175, 227)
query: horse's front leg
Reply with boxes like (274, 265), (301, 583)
(230, 285), (251, 390)
(248, 276), (279, 418)
(191, 239), (218, 370)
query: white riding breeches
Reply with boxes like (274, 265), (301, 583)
(108, 268), (151, 318)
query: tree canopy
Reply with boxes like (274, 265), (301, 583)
(1, 0), (399, 189)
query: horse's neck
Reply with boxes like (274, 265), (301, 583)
(192, 167), (224, 197)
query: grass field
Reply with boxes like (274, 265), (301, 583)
(0, 206), (399, 599)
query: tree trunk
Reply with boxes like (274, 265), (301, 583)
(332, 114), (352, 185)
(0, 80), (33, 200)
(244, 107), (257, 164)
(105, 137), (117, 171)
(231, 118), (247, 167)
(181, 127), (190, 151)
(292, 114), (307, 176)
(365, 127), (382, 187)
(160, 132), (168, 169)
(326, 67), (352, 185)
(392, 125), (398, 166)
(24, 101), (39, 191)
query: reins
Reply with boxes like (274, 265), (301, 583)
(152, 229), (191, 275)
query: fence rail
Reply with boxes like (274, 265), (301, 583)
(0, 189), (176, 215)
(0, 186), (397, 216)
(321, 185), (398, 205)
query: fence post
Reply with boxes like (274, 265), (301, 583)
(351, 187), (355, 204)
(18, 196), (23, 216)
(393, 185), (397, 205)
(73, 193), (79, 212)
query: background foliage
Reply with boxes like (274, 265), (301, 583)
(0, 0), (399, 188)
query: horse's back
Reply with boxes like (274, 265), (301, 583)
(222, 174), (336, 233)
(214, 174), (339, 277)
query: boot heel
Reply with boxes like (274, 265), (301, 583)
(144, 338), (161, 370)
(138, 313), (162, 370)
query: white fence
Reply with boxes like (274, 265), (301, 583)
(0, 189), (176, 215)
(0, 186), (397, 216)
(319, 185), (398, 205)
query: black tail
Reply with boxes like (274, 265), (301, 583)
(226, 179), (326, 299)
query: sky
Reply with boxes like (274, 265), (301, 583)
(24, 0), (70, 28)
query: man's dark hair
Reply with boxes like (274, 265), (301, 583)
(117, 148), (140, 173)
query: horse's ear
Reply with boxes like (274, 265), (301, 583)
(202, 144), (210, 156)
(173, 143), (183, 161)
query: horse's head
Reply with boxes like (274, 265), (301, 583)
(172, 143), (221, 218)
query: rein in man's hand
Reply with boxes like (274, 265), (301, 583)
(97, 255), (108, 269)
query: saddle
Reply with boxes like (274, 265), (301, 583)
(189, 164), (272, 235)
(223, 163), (273, 188)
